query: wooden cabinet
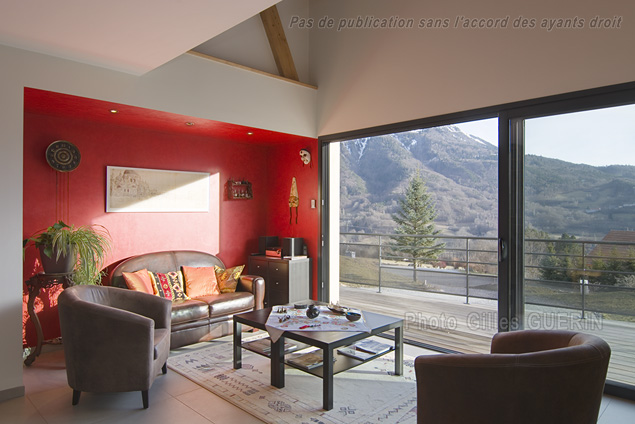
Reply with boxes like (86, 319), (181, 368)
(248, 256), (311, 307)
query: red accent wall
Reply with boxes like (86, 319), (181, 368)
(265, 144), (320, 298)
(23, 111), (318, 347)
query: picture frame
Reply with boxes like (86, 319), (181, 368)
(106, 166), (210, 212)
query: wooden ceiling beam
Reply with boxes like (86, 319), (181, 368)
(260, 5), (299, 81)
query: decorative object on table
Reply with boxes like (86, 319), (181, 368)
(168, 335), (417, 423)
(227, 178), (253, 200)
(299, 148), (311, 167)
(46, 140), (81, 172)
(294, 303), (308, 309)
(306, 304), (320, 319)
(106, 166), (210, 212)
(24, 272), (74, 366)
(289, 176), (299, 224)
(23, 220), (111, 284)
(327, 302), (348, 314)
(345, 311), (362, 322)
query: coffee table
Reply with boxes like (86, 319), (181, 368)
(233, 306), (403, 410)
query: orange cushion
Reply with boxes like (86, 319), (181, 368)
(122, 269), (154, 294)
(182, 266), (220, 298)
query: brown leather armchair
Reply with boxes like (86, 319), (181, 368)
(415, 330), (611, 424)
(58, 285), (172, 409)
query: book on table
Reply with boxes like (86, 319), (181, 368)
(353, 339), (392, 355)
(286, 349), (337, 370)
(337, 339), (392, 360)
(243, 337), (297, 355)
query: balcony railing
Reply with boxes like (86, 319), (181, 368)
(340, 232), (635, 319)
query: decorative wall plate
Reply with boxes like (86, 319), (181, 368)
(46, 140), (81, 172)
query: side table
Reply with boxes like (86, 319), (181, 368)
(24, 273), (74, 366)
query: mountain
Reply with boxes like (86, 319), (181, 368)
(340, 126), (635, 239)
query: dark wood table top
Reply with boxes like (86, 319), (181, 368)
(234, 306), (403, 349)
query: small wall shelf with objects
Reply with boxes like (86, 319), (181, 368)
(228, 178), (253, 200)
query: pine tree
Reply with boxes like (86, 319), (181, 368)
(391, 174), (444, 281)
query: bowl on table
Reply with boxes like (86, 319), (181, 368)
(345, 311), (362, 322)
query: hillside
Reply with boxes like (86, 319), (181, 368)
(340, 126), (635, 239)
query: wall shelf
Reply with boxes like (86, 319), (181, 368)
(228, 179), (253, 200)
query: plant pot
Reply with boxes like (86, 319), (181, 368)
(39, 245), (75, 274)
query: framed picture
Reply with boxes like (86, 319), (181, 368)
(106, 166), (210, 212)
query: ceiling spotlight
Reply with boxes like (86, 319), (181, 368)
(247, 132), (254, 135)
(185, 122), (195, 126)
(109, 109), (119, 114)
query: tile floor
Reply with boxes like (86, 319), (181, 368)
(2, 339), (635, 424)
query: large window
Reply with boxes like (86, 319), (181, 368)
(321, 82), (635, 396)
(336, 120), (499, 353)
(520, 104), (635, 387)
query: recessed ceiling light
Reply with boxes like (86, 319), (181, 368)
(247, 132), (254, 135)
(185, 122), (195, 126)
(109, 109), (119, 114)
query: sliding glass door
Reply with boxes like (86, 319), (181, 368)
(321, 82), (635, 395)
(520, 104), (635, 386)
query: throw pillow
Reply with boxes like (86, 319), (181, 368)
(122, 269), (154, 294)
(214, 264), (244, 293)
(149, 271), (188, 301)
(182, 266), (220, 298)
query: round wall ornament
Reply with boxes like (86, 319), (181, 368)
(46, 140), (81, 172)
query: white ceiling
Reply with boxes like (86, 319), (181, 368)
(0, 0), (280, 75)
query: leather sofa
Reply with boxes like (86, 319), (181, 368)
(109, 250), (265, 349)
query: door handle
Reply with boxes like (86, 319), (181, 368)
(498, 238), (508, 262)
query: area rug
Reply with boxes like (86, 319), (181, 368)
(167, 335), (417, 424)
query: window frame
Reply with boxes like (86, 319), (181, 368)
(319, 81), (635, 400)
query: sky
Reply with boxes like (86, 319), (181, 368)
(454, 104), (635, 167)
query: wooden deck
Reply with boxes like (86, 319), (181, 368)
(339, 284), (635, 386)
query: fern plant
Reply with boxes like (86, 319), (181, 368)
(24, 221), (112, 285)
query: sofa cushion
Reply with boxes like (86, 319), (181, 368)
(170, 298), (210, 325)
(182, 266), (221, 297)
(150, 271), (189, 301)
(194, 292), (255, 318)
(214, 265), (244, 293)
(122, 269), (154, 294)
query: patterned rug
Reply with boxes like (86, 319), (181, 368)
(168, 335), (417, 424)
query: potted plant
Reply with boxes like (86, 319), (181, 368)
(24, 221), (112, 285)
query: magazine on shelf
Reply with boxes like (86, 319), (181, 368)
(286, 349), (336, 370)
(243, 337), (297, 355)
(337, 346), (377, 361)
(350, 339), (392, 355)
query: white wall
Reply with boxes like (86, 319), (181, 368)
(310, 0), (635, 136)
(0, 43), (316, 399)
(194, 0), (311, 84)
